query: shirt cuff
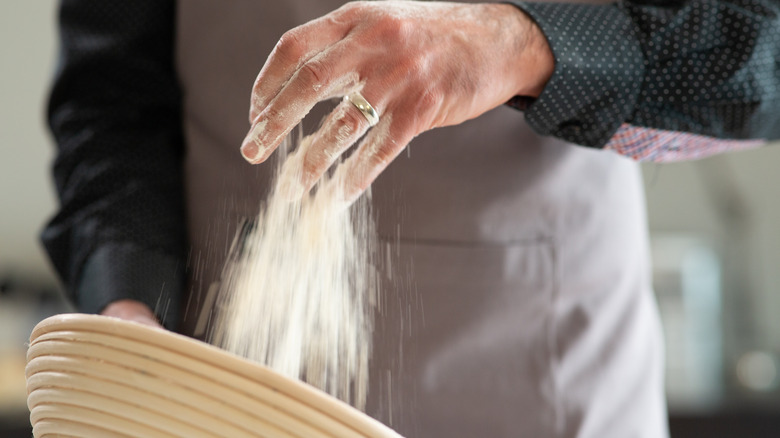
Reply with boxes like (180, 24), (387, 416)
(508, 1), (646, 147)
(77, 242), (184, 330)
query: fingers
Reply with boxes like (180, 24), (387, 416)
(275, 112), (410, 205)
(273, 95), (377, 199)
(240, 1), (540, 198)
(101, 300), (163, 329)
(329, 89), (442, 203)
(333, 114), (413, 204)
(248, 14), (351, 122)
(241, 41), (364, 164)
(301, 99), (376, 188)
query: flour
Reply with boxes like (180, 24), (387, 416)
(210, 128), (380, 409)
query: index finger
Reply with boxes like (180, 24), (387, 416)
(248, 14), (350, 122)
(241, 40), (364, 164)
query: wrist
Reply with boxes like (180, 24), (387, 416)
(498, 3), (554, 98)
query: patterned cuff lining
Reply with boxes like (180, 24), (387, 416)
(605, 123), (766, 162)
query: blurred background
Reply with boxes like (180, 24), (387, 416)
(1, 1), (779, 437)
(1, 2), (73, 436)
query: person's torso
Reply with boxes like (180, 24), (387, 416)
(175, 1), (668, 437)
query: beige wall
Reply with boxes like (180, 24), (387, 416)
(0, 0), (59, 285)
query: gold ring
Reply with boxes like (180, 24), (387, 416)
(345, 92), (379, 127)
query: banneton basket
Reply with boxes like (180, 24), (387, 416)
(26, 313), (403, 438)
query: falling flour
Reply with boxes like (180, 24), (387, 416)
(209, 129), (379, 410)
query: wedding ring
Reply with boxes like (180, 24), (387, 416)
(345, 92), (380, 127)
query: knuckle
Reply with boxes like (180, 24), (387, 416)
(264, 106), (283, 124)
(418, 89), (442, 114)
(341, 106), (366, 135)
(368, 143), (396, 168)
(275, 28), (309, 64)
(259, 109), (286, 136)
(298, 58), (331, 88)
(337, 1), (361, 15)
(377, 15), (411, 41)
(395, 53), (431, 86)
(302, 149), (327, 178)
(405, 88), (442, 126)
(419, 89), (442, 109)
(338, 1), (372, 16)
(393, 56), (422, 80)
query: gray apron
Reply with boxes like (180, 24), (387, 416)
(175, 1), (668, 437)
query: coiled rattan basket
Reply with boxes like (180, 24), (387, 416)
(26, 313), (402, 438)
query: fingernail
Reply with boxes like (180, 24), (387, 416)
(240, 120), (268, 162)
(241, 142), (259, 162)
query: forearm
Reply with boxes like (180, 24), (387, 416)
(507, 0), (780, 160)
(44, 0), (185, 328)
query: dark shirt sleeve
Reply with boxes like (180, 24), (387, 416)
(43, 0), (185, 329)
(508, 0), (780, 154)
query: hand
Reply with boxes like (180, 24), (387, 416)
(101, 299), (163, 329)
(240, 1), (553, 202)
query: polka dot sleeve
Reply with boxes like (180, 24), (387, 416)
(509, 0), (780, 154)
